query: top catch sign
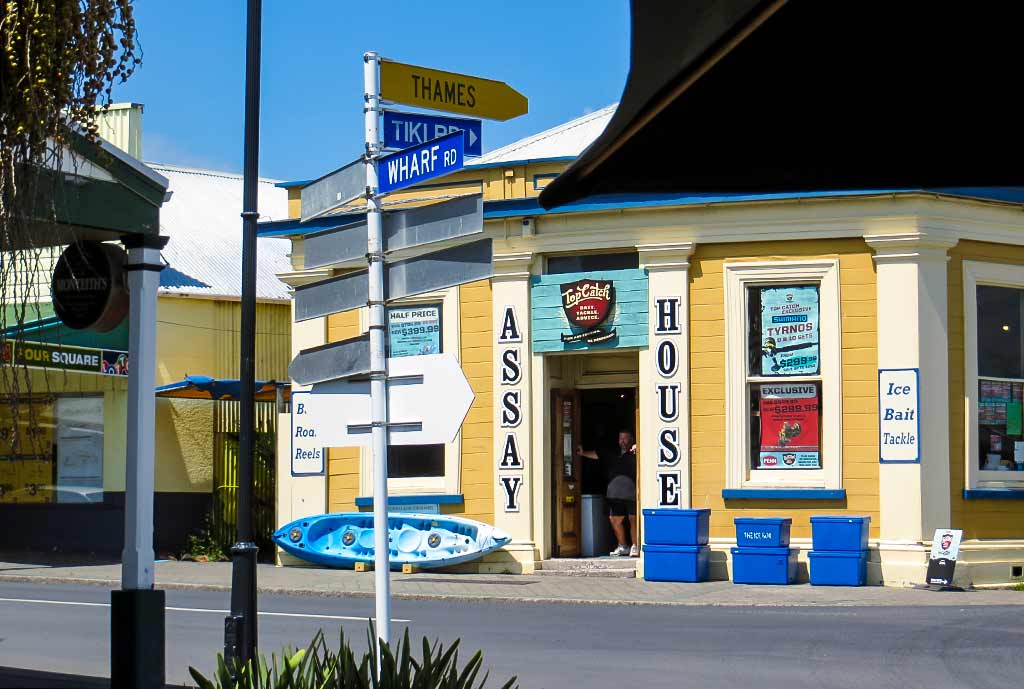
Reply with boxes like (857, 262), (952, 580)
(380, 60), (528, 121)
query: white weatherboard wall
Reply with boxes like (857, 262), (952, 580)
(867, 232), (956, 585)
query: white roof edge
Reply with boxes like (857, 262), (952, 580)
(67, 121), (170, 190)
(145, 161), (282, 185)
(468, 103), (618, 167)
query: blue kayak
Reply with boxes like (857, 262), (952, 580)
(273, 512), (511, 570)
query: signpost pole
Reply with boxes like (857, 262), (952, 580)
(364, 51), (392, 648)
(224, 0), (261, 668)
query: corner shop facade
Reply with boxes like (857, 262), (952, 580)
(270, 152), (1024, 586)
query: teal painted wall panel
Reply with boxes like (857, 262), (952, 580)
(530, 268), (648, 353)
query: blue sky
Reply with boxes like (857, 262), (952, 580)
(113, 1), (629, 182)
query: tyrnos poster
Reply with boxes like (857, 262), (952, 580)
(760, 286), (819, 376)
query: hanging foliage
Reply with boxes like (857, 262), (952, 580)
(0, 1), (140, 463)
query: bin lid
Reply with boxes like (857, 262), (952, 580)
(642, 508), (711, 516)
(730, 546), (794, 555)
(809, 515), (872, 523)
(808, 550), (868, 559)
(643, 544), (708, 553)
(734, 517), (792, 525)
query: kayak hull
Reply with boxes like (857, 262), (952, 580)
(273, 512), (512, 570)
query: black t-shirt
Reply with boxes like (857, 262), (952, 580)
(600, 448), (637, 500)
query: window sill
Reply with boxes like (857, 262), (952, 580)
(962, 489), (1024, 501)
(722, 488), (847, 500)
(354, 494), (464, 507)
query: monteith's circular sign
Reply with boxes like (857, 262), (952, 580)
(51, 241), (128, 332)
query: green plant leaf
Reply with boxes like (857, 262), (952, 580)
(188, 666), (216, 689)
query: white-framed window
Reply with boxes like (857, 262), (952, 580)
(725, 260), (843, 490)
(963, 260), (1024, 487)
(358, 287), (462, 496)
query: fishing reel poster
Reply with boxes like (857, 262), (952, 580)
(758, 285), (820, 376)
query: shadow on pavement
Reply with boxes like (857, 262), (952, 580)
(0, 666), (190, 688)
(0, 551), (119, 572)
(0, 666), (110, 688)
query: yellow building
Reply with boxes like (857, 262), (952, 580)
(0, 114), (292, 555)
(265, 106), (1024, 587)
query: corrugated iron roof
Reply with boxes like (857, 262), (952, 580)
(467, 104), (617, 167)
(148, 163), (292, 301)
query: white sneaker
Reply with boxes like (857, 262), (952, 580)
(609, 545), (629, 556)
(629, 544), (640, 558)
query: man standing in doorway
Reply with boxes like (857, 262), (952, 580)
(578, 430), (638, 557)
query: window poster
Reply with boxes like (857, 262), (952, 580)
(387, 305), (441, 357)
(758, 383), (822, 469)
(759, 285), (820, 376)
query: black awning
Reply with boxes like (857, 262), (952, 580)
(540, 1), (1024, 209)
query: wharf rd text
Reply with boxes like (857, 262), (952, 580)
(385, 144), (458, 187)
(410, 75), (476, 108)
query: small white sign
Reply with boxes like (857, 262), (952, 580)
(878, 368), (920, 463)
(290, 353), (475, 475)
(929, 528), (962, 560)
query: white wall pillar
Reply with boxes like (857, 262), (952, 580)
(866, 232), (956, 545)
(491, 251), (537, 566)
(637, 243), (695, 512)
(121, 237), (167, 590)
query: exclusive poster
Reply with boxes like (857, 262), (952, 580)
(758, 382), (821, 469)
(759, 285), (820, 376)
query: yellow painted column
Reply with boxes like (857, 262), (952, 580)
(866, 231), (957, 585)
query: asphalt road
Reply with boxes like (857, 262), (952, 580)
(0, 581), (1022, 688)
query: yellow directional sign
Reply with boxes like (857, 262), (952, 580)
(380, 60), (528, 122)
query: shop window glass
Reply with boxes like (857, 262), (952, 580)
(546, 252), (639, 274)
(976, 285), (1024, 472)
(0, 396), (104, 504)
(387, 444), (445, 478)
(746, 285), (824, 471)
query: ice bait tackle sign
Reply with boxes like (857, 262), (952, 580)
(759, 286), (819, 376)
(878, 368), (920, 463)
(559, 279), (616, 344)
(758, 383), (821, 469)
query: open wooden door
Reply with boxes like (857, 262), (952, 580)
(551, 389), (582, 557)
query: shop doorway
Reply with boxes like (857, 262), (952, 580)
(551, 387), (637, 557)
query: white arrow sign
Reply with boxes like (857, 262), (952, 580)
(290, 353), (474, 474)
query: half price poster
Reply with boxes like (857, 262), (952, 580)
(387, 305), (441, 357)
(759, 285), (820, 376)
(758, 383), (821, 469)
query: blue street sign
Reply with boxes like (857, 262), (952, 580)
(378, 130), (465, 195)
(383, 111), (483, 157)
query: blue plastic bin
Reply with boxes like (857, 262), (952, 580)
(730, 547), (797, 584)
(643, 545), (710, 582)
(643, 508), (711, 546)
(734, 517), (792, 548)
(808, 550), (867, 586)
(810, 515), (871, 551)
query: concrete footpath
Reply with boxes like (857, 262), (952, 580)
(0, 553), (1021, 607)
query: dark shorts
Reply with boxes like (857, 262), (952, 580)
(607, 498), (636, 517)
